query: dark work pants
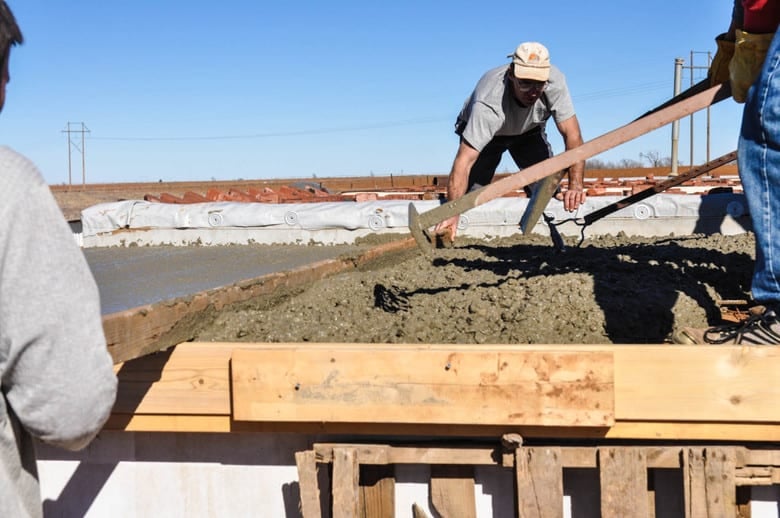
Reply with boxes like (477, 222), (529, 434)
(466, 127), (553, 195)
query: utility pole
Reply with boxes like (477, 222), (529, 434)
(706, 51), (712, 163)
(688, 51), (712, 167)
(671, 53), (711, 173)
(62, 122), (90, 186)
(671, 58), (684, 176)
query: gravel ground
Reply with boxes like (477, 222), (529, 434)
(195, 231), (756, 345)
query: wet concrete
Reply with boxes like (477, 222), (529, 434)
(84, 244), (371, 314)
(84, 231), (759, 346)
(193, 232), (758, 345)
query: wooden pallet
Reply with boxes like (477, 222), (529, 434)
(104, 342), (780, 515)
(297, 441), (780, 517)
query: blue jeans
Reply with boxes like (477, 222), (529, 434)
(739, 26), (780, 307)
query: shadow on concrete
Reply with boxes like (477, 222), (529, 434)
(376, 231), (753, 344)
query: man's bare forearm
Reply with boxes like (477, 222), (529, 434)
(447, 140), (479, 201)
(568, 160), (585, 190)
(446, 165), (468, 201)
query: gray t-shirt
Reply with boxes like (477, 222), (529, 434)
(457, 64), (576, 152)
(0, 147), (117, 518)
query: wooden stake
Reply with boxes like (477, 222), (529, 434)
(599, 447), (649, 518)
(430, 465), (477, 518)
(515, 447), (564, 518)
(333, 448), (359, 518)
(295, 450), (322, 518)
(359, 465), (394, 518)
(704, 447), (737, 516)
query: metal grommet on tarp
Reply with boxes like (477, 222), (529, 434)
(633, 204), (652, 220)
(284, 211), (299, 226)
(457, 215), (469, 230)
(208, 212), (223, 227)
(368, 214), (385, 231)
(726, 200), (745, 218)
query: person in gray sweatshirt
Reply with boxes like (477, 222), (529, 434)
(0, 3), (118, 517)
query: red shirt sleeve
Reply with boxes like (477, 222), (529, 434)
(742, 0), (780, 33)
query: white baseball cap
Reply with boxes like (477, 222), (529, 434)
(508, 42), (551, 82)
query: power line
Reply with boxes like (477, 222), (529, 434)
(87, 117), (447, 142)
(574, 80), (669, 102)
(82, 82), (675, 143)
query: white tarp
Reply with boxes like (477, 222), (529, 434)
(79, 193), (751, 247)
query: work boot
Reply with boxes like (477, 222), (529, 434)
(673, 306), (780, 345)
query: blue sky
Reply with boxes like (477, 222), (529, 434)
(3, 1), (742, 185)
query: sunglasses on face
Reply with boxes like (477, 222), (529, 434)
(514, 79), (547, 93)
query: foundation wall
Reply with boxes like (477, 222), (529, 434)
(36, 432), (780, 517)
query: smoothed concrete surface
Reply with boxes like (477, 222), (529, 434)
(85, 244), (369, 314)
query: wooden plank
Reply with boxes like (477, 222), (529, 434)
(606, 421), (780, 442)
(313, 443), (686, 471)
(112, 342), (306, 417)
(296, 450), (322, 518)
(102, 414), (780, 439)
(735, 467), (775, 486)
(614, 346), (780, 422)
(508, 446), (682, 470)
(103, 343), (780, 440)
(599, 447), (648, 518)
(430, 465), (477, 518)
(515, 447), (563, 518)
(333, 448), (360, 518)
(104, 414), (231, 432)
(685, 448), (706, 518)
(359, 465), (394, 518)
(112, 345), (231, 415)
(230, 348), (614, 427)
(314, 444), (500, 466)
(704, 447), (737, 516)
(743, 448), (780, 467)
(646, 447), (684, 469)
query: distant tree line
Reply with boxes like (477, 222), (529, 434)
(586, 150), (671, 169)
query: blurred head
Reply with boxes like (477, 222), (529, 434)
(0, 1), (23, 111)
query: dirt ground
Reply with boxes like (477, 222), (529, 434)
(195, 231), (756, 345)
